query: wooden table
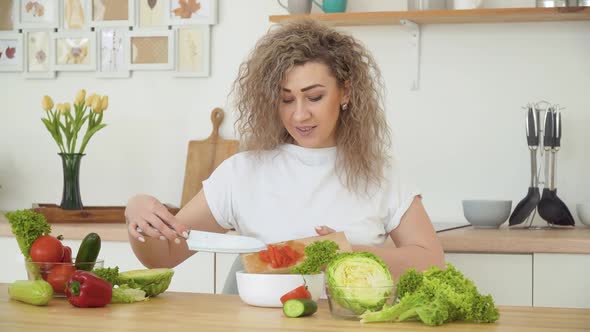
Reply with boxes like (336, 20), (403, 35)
(1, 284), (589, 332)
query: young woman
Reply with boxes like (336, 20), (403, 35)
(125, 19), (444, 293)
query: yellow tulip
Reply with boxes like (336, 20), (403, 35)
(63, 102), (71, 113)
(75, 89), (86, 105)
(42, 95), (54, 111)
(92, 95), (102, 112)
(100, 96), (109, 112)
(56, 103), (64, 113)
(86, 94), (97, 108)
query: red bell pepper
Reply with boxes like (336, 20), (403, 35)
(65, 271), (112, 308)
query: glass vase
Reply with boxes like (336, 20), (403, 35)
(59, 153), (85, 210)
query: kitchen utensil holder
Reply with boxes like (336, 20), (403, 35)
(517, 101), (567, 229)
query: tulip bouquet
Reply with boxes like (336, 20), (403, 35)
(41, 89), (109, 154)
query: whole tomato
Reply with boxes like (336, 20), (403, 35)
(30, 235), (64, 263)
(47, 264), (76, 294)
(280, 285), (312, 304)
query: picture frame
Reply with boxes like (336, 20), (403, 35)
(128, 29), (174, 70)
(174, 25), (209, 77)
(136, 0), (169, 28)
(97, 27), (130, 78)
(90, 0), (135, 27)
(23, 29), (55, 79)
(52, 30), (96, 71)
(18, 0), (60, 29)
(0, 32), (24, 72)
(167, 0), (216, 26)
(61, 0), (91, 30)
(0, 0), (20, 32)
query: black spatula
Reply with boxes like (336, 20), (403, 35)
(509, 106), (540, 226)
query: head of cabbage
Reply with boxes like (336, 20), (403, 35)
(325, 252), (394, 315)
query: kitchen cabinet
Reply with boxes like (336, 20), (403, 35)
(533, 253), (590, 309)
(0, 236), (215, 294)
(444, 253), (533, 306)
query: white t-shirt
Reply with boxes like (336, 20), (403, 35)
(202, 144), (419, 246)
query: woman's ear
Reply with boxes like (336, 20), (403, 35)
(341, 80), (351, 105)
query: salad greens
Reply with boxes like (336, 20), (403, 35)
(360, 264), (499, 326)
(291, 240), (339, 275)
(5, 210), (51, 261)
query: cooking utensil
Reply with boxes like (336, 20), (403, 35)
(537, 107), (575, 226)
(509, 106), (541, 226)
(186, 230), (267, 254)
(181, 108), (239, 207)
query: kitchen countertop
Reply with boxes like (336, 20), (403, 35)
(2, 213), (590, 253)
(0, 284), (588, 332)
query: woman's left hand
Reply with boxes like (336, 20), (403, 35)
(314, 225), (336, 236)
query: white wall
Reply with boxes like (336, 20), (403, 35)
(1, 0), (588, 224)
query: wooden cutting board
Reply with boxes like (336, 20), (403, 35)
(241, 232), (353, 274)
(181, 108), (240, 207)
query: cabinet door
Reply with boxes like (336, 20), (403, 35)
(533, 253), (590, 309)
(445, 253), (533, 306)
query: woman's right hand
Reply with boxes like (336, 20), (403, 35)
(125, 194), (189, 243)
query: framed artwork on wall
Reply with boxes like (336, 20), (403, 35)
(0, 0), (19, 31)
(23, 30), (55, 78)
(137, 0), (168, 28)
(90, 0), (134, 27)
(18, 0), (59, 29)
(62, 0), (91, 30)
(0, 32), (24, 72)
(168, 0), (216, 25)
(128, 29), (174, 70)
(97, 28), (130, 78)
(52, 31), (96, 71)
(174, 25), (209, 77)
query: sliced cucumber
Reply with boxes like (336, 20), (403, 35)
(283, 299), (318, 318)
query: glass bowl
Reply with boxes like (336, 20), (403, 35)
(326, 284), (397, 320)
(25, 259), (104, 296)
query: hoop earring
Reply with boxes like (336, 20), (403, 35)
(340, 103), (348, 111)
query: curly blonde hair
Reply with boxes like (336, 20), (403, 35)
(232, 19), (391, 193)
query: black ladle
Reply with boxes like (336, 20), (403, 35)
(509, 106), (540, 226)
(537, 108), (575, 226)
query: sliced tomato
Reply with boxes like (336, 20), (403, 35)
(280, 285), (312, 304)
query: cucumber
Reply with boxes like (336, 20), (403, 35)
(283, 299), (318, 318)
(8, 280), (53, 306)
(75, 232), (101, 271)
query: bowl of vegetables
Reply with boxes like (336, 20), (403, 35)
(26, 259), (104, 296)
(236, 271), (324, 307)
(325, 252), (396, 320)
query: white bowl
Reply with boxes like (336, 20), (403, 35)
(462, 200), (512, 229)
(576, 203), (590, 226)
(236, 271), (324, 308)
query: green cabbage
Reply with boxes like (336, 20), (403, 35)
(326, 252), (393, 315)
(117, 268), (174, 297)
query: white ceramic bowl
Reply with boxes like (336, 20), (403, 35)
(236, 271), (324, 308)
(576, 203), (590, 226)
(462, 200), (512, 229)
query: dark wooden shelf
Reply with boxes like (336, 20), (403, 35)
(269, 7), (590, 26)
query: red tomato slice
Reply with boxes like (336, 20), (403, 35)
(280, 285), (312, 304)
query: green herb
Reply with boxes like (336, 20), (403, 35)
(291, 240), (339, 275)
(92, 266), (120, 286)
(4, 210), (51, 261)
(360, 264), (500, 326)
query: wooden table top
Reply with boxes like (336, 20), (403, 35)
(1, 284), (589, 332)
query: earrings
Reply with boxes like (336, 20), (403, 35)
(340, 103), (348, 111)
